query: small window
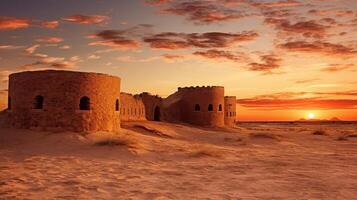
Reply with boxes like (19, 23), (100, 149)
(208, 104), (213, 111)
(218, 104), (222, 111)
(226, 112), (229, 117)
(230, 112), (232, 117)
(8, 96), (11, 110)
(195, 104), (200, 111)
(115, 99), (119, 111)
(80, 96), (90, 110)
(34, 95), (44, 109)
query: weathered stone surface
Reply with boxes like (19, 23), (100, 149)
(120, 93), (146, 121)
(8, 70), (121, 132)
(224, 96), (237, 126)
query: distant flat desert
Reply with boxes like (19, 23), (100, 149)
(1, 121), (357, 199)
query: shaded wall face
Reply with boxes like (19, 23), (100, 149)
(224, 97), (237, 126)
(179, 88), (225, 127)
(120, 93), (146, 121)
(8, 71), (121, 132)
(140, 94), (162, 121)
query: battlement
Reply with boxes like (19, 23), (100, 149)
(121, 92), (143, 100)
(10, 70), (120, 80)
(139, 92), (162, 99)
(177, 86), (224, 92)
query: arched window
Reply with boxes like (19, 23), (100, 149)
(115, 99), (119, 111)
(8, 96), (11, 110)
(34, 95), (44, 109)
(218, 104), (222, 111)
(230, 112), (232, 117)
(208, 104), (213, 111)
(195, 104), (200, 111)
(80, 96), (90, 110)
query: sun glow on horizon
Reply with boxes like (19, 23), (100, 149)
(308, 113), (316, 119)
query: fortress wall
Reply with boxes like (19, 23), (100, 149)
(139, 92), (163, 121)
(224, 96), (237, 126)
(120, 93), (146, 121)
(176, 86), (225, 127)
(8, 70), (121, 132)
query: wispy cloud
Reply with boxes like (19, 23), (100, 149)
(62, 15), (109, 25)
(0, 17), (30, 30)
(144, 31), (259, 49)
(237, 91), (357, 110)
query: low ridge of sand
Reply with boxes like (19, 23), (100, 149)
(0, 121), (357, 199)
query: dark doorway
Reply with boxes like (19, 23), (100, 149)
(154, 106), (160, 121)
(8, 96), (11, 110)
(80, 96), (90, 110)
(195, 104), (200, 111)
(115, 99), (119, 111)
(34, 95), (44, 109)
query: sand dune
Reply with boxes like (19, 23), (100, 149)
(1, 121), (357, 199)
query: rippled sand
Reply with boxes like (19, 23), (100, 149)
(1, 121), (357, 199)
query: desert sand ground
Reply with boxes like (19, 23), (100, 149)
(0, 121), (357, 199)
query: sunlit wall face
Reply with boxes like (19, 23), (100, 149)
(0, 0), (356, 120)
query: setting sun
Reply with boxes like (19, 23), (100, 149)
(308, 113), (316, 119)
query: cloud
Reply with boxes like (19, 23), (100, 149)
(237, 91), (357, 110)
(278, 41), (357, 56)
(321, 64), (355, 72)
(0, 17), (30, 30)
(88, 54), (100, 59)
(0, 45), (24, 50)
(36, 37), (63, 43)
(59, 45), (71, 49)
(154, 0), (249, 24)
(20, 55), (80, 70)
(143, 31), (258, 49)
(251, 0), (303, 9)
(25, 44), (40, 54)
(265, 18), (329, 38)
(39, 20), (59, 29)
(89, 30), (140, 49)
(145, 0), (172, 5)
(248, 54), (282, 73)
(295, 78), (320, 84)
(193, 49), (245, 62)
(0, 17), (60, 30)
(62, 15), (109, 24)
(162, 54), (186, 60)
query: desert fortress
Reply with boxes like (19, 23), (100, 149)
(5, 70), (237, 132)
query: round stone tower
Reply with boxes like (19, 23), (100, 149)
(177, 86), (225, 127)
(224, 96), (237, 126)
(8, 70), (121, 132)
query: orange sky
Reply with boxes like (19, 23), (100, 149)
(0, 0), (356, 120)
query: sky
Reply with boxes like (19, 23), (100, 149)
(0, 0), (356, 121)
